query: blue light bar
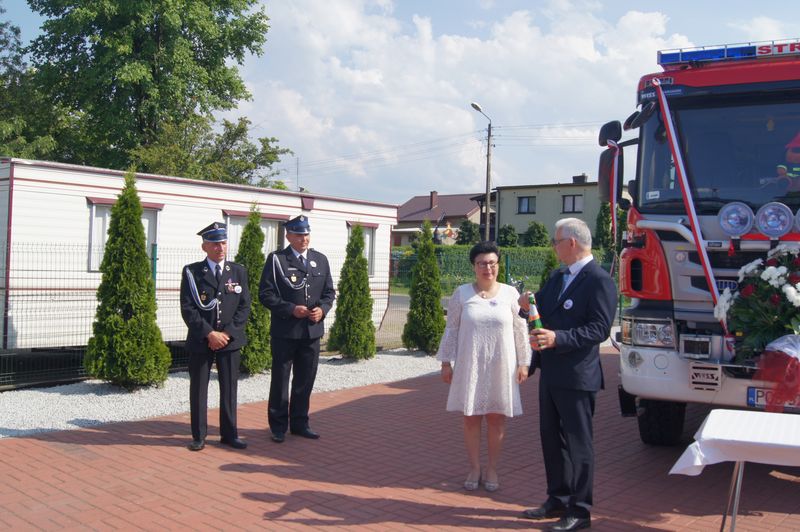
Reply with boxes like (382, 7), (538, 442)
(658, 39), (800, 66)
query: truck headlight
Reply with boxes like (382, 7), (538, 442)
(632, 319), (675, 348)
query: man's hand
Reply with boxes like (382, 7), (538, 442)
(292, 305), (310, 319)
(307, 307), (324, 323)
(516, 366), (529, 384)
(207, 331), (230, 351)
(518, 291), (531, 312)
(530, 327), (556, 350)
(441, 363), (453, 383)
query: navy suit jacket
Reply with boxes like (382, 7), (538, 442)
(259, 247), (336, 340)
(534, 259), (617, 391)
(180, 260), (251, 353)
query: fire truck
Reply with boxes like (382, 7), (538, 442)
(598, 39), (800, 445)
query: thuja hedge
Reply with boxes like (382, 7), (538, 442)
(394, 245), (553, 292)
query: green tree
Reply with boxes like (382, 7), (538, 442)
(234, 206), (271, 373)
(85, 171), (171, 388)
(497, 224), (518, 247)
(595, 203), (626, 262)
(540, 246), (560, 289)
(0, 2), (62, 159)
(522, 220), (549, 247)
(456, 219), (480, 245)
(403, 221), (446, 354)
(130, 115), (291, 187)
(26, 0), (272, 170)
(327, 224), (376, 359)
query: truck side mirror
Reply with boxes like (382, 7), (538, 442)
(598, 120), (622, 147)
(598, 147), (624, 202)
(627, 179), (638, 206)
(630, 101), (657, 129)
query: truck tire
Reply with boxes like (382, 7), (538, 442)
(636, 399), (686, 446)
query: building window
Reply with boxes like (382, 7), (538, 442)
(88, 203), (159, 271)
(347, 222), (377, 276)
(225, 216), (282, 258)
(517, 196), (536, 214)
(562, 194), (583, 213)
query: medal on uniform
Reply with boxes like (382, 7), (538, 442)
(290, 274), (297, 283)
(234, 286), (242, 293)
(310, 260), (317, 268)
(564, 299), (573, 310)
(200, 292), (207, 302)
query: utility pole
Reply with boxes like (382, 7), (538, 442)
(471, 102), (492, 241)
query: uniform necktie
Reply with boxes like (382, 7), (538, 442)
(300, 255), (306, 267)
(215, 264), (221, 283)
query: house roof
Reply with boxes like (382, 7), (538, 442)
(398, 192), (481, 223)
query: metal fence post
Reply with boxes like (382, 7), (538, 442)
(151, 243), (158, 285)
(505, 254), (510, 284)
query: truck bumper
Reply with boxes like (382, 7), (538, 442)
(619, 345), (764, 408)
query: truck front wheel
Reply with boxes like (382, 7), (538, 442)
(636, 399), (686, 446)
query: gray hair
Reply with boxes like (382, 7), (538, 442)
(555, 218), (592, 249)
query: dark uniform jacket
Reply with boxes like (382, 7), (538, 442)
(533, 259), (617, 391)
(180, 260), (251, 352)
(259, 247), (336, 339)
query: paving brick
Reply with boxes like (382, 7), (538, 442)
(1, 350), (798, 530)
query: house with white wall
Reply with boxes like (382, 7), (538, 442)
(0, 158), (397, 351)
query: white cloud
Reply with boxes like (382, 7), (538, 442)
(239, 1), (700, 202)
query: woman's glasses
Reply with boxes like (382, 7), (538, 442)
(475, 260), (498, 269)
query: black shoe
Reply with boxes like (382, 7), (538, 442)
(521, 500), (567, 520)
(188, 439), (205, 451)
(290, 427), (320, 439)
(270, 431), (285, 443)
(220, 437), (247, 449)
(549, 516), (591, 531)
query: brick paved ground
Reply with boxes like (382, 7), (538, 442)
(1, 350), (799, 531)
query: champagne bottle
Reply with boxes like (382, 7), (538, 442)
(528, 293), (544, 349)
(528, 293), (543, 329)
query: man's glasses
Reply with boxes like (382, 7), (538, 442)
(475, 260), (498, 269)
(551, 237), (570, 246)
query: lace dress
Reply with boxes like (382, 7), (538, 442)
(436, 283), (531, 417)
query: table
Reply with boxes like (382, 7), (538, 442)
(670, 409), (800, 531)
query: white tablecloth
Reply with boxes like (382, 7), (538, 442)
(670, 409), (800, 476)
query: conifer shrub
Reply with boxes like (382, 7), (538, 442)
(234, 206), (271, 373)
(402, 221), (446, 354)
(85, 171), (171, 388)
(327, 224), (376, 359)
(540, 246), (560, 288)
(522, 221), (549, 247)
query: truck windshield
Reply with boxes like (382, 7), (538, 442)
(637, 94), (800, 214)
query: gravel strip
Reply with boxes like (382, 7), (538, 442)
(0, 349), (439, 439)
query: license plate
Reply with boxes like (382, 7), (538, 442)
(747, 387), (800, 412)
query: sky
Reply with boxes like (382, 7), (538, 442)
(10, 1), (800, 204)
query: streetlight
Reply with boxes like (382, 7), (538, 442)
(471, 102), (492, 241)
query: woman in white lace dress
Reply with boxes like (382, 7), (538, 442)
(437, 241), (530, 492)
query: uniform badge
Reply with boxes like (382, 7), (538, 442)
(234, 285), (242, 294)
(563, 299), (573, 310)
(309, 260), (317, 268)
(290, 274), (298, 283)
(225, 279), (237, 293)
(225, 264), (230, 271)
(200, 292), (207, 302)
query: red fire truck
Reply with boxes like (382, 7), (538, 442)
(598, 39), (800, 445)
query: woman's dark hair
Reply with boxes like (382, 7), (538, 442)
(469, 241), (500, 264)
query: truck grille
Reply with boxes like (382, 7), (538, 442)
(687, 250), (763, 270)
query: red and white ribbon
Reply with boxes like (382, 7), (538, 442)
(606, 139), (620, 242)
(652, 79), (727, 333)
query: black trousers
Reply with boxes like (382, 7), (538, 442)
(268, 336), (320, 433)
(188, 348), (240, 441)
(539, 377), (596, 517)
